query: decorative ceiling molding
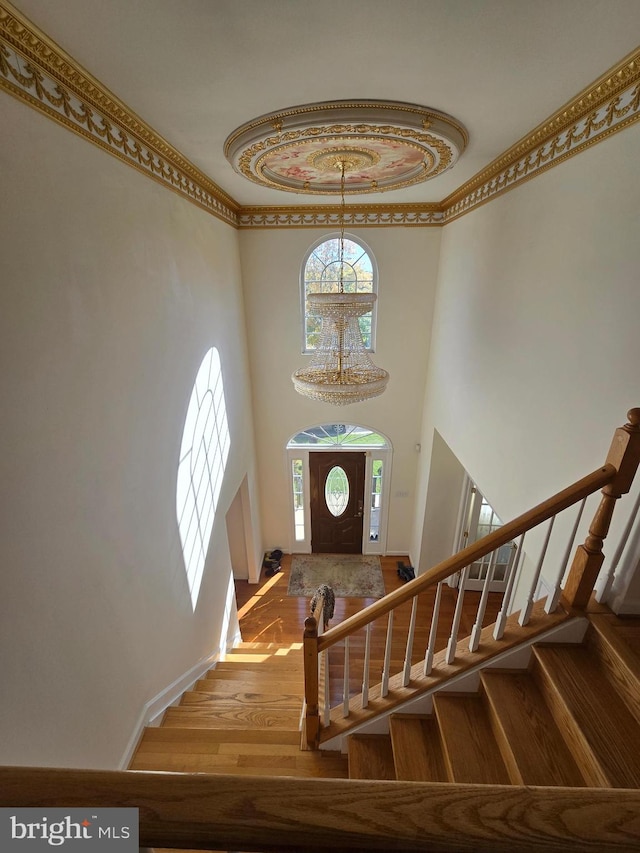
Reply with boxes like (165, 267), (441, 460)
(1, 1), (638, 230)
(442, 47), (640, 222)
(225, 100), (467, 195)
(0, 1), (239, 226)
(237, 204), (444, 229)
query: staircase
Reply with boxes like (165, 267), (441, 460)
(347, 610), (640, 786)
(130, 641), (347, 779)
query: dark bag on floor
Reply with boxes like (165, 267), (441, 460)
(397, 562), (415, 582)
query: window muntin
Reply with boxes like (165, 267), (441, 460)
(287, 423), (386, 448)
(176, 347), (230, 610)
(302, 236), (377, 352)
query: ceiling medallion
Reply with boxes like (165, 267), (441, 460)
(224, 100), (467, 195)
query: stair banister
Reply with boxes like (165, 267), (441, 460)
(303, 408), (639, 746)
(563, 408), (640, 608)
(318, 464), (615, 650)
(303, 464), (612, 745)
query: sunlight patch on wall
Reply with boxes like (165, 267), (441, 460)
(176, 347), (230, 610)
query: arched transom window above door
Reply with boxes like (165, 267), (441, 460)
(288, 423), (388, 448)
(301, 234), (378, 353)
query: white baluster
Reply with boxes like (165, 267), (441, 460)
(469, 550), (498, 652)
(595, 491), (640, 603)
(445, 565), (470, 664)
(323, 649), (330, 726)
(519, 516), (555, 626)
(402, 596), (418, 687)
(362, 622), (372, 708)
(381, 611), (394, 698)
(342, 636), (350, 718)
(493, 540), (521, 640)
(545, 497), (587, 613)
(424, 580), (444, 675)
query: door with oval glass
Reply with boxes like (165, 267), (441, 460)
(309, 451), (365, 553)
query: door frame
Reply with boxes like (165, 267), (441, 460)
(286, 444), (391, 555)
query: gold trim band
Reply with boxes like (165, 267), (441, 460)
(442, 47), (640, 221)
(237, 204), (444, 228)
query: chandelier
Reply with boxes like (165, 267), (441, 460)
(292, 158), (390, 405)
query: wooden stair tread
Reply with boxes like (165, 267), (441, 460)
(389, 715), (446, 782)
(180, 691), (302, 709)
(230, 641), (303, 652)
(533, 644), (640, 787)
(162, 706), (300, 730)
(348, 734), (396, 780)
(136, 727), (301, 749)
(193, 678), (303, 697)
(131, 751), (347, 777)
(480, 670), (586, 786)
(196, 675), (303, 692)
(212, 659), (303, 672)
(434, 694), (510, 784)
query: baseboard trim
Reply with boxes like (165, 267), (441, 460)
(118, 630), (242, 769)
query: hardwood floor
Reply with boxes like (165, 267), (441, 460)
(235, 554), (503, 706)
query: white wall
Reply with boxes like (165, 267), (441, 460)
(0, 95), (261, 767)
(239, 226), (441, 557)
(419, 430), (467, 572)
(413, 123), (640, 607)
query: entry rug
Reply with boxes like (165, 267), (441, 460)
(288, 554), (385, 598)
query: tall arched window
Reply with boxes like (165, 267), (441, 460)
(176, 347), (230, 610)
(301, 234), (378, 353)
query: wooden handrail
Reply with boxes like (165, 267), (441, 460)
(318, 464), (616, 651)
(2, 766), (640, 852)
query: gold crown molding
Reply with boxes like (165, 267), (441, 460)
(236, 204), (444, 229)
(442, 47), (640, 222)
(0, 1), (239, 225)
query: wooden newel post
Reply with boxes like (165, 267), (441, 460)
(303, 615), (320, 749)
(563, 408), (640, 609)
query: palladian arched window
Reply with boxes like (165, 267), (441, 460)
(301, 234), (378, 353)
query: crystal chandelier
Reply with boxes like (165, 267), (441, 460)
(292, 159), (389, 405)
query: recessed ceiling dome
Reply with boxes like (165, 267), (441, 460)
(224, 100), (468, 195)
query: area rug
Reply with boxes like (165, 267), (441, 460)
(288, 554), (385, 598)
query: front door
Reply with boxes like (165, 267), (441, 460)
(309, 451), (365, 553)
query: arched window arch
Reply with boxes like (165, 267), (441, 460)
(176, 347), (230, 610)
(301, 233), (378, 353)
